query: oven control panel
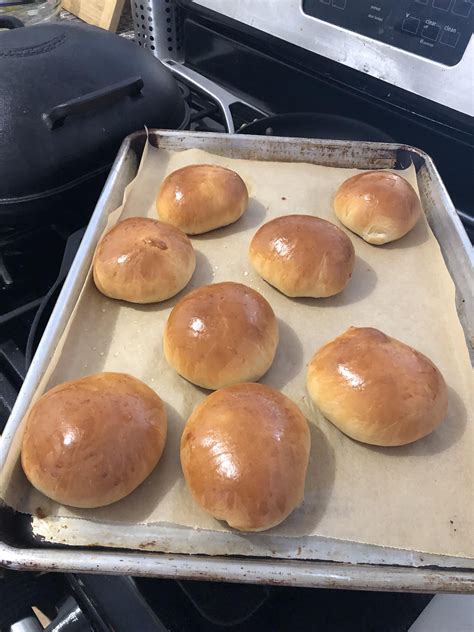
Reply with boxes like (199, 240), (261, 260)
(303, 0), (473, 65)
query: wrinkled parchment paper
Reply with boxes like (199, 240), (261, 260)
(2, 143), (473, 558)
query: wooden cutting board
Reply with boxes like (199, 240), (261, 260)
(61, 0), (126, 31)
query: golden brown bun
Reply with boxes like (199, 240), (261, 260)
(306, 327), (448, 447)
(163, 282), (279, 390)
(180, 383), (311, 531)
(333, 171), (422, 245)
(249, 215), (355, 298)
(21, 373), (167, 508)
(156, 164), (248, 235)
(93, 217), (195, 303)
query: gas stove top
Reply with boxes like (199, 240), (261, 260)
(0, 78), (438, 632)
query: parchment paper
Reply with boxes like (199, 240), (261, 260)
(2, 143), (473, 558)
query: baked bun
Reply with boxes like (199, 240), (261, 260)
(156, 164), (248, 235)
(180, 383), (311, 531)
(249, 214), (355, 298)
(163, 282), (278, 390)
(333, 171), (422, 245)
(93, 217), (195, 303)
(21, 372), (167, 508)
(306, 327), (448, 447)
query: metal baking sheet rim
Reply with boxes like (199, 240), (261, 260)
(0, 131), (472, 591)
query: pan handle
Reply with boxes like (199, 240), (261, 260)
(43, 76), (144, 130)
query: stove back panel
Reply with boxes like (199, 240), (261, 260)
(186, 0), (474, 116)
(303, 0), (473, 66)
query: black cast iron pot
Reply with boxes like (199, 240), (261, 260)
(0, 18), (188, 224)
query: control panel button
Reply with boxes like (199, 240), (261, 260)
(433, 0), (452, 10)
(421, 21), (441, 40)
(440, 26), (461, 45)
(367, 3), (386, 24)
(452, 0), (473, 16)
(332, 0), (346, 8)
(402, 14), (421, 34)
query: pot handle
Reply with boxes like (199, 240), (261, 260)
(0, 16), (25, 29)
(43, 76), (144, 130)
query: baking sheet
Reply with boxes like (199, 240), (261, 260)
(1, 142), (472, 559)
